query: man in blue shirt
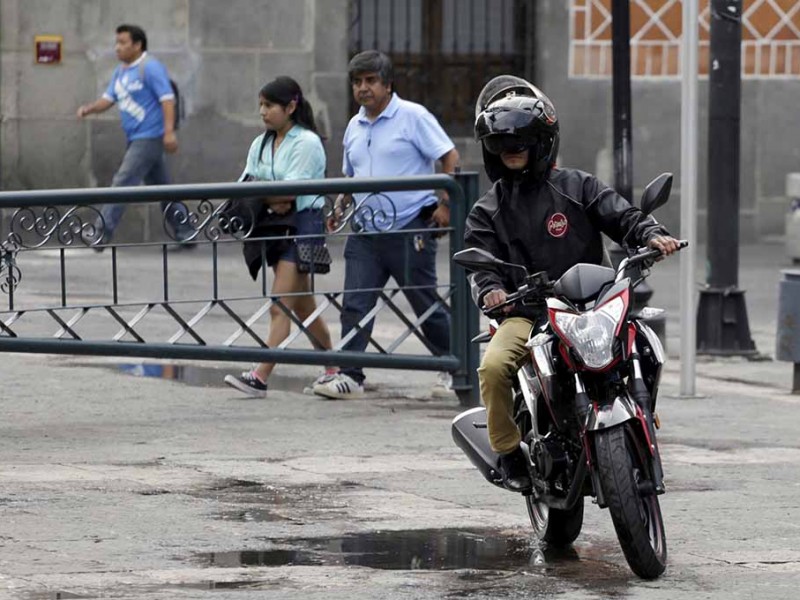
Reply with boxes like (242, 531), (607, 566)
(312, 50), (460, 400)
(77, 24), (191, 245)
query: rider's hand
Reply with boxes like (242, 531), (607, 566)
(483, 289), (513, 314)
(648, 235), (680, 260)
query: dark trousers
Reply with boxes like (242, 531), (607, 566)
(340, 215), (451, 384)
(101, 138), (190, 240)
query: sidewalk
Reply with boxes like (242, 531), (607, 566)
(647, 240), (794, 394)
(1, 237), (795, 397)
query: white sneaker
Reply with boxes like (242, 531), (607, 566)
(303, 371), (338, 395)
(312, 372), (365, 400)
(430, 371), (454, 397)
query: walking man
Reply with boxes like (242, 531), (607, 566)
(77, 24), (191, 244)
(312, 50), (460, 399)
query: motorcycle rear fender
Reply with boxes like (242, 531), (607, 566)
(451, 407), (504, 488)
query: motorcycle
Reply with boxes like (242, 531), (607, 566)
(451, 173), (686, 579)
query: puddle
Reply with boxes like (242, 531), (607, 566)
(200, 529), (544, 571)
(195, 530), (631, 599)
(110, 363), (309, 394)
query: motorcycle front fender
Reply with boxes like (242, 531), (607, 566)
(585, 393), (638, 432)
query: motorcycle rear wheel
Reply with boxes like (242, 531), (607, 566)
(595, 424), (667, 579)
(526, 495), (584, 546)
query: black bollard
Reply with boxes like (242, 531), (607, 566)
(776, 270), (800, 395)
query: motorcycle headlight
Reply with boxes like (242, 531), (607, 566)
(552, 296), (626, 369)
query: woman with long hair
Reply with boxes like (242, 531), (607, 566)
(224, 76), (335, 397)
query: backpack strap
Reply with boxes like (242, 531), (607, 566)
(138, 55), (149, 88)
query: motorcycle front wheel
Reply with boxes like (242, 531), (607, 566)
(594, 424), (667, 579)
(526, 495), (584, 547)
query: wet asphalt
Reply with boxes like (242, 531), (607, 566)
(1, 241), (799, 598)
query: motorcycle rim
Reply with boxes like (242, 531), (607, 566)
(526, 497), (549, 534)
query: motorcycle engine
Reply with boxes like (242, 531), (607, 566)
(532, 434), (570, 481)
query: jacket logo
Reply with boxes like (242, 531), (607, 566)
(547, 213), (568, 238)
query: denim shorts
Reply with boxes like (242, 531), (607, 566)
(278, 209), (325, 265)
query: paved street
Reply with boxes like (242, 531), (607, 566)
(1, 239), (799, 599)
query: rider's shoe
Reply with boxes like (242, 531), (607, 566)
(499, 446), (533, 493)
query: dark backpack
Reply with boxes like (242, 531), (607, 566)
(138, 56), (183, 130)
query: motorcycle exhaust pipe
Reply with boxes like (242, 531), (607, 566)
(451, 407), (504, 488)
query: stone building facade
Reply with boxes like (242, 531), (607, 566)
(0, 0), (350, 238)
(2, 0), (799, 241)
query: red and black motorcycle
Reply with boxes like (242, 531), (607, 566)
(452, 173), (686, 579)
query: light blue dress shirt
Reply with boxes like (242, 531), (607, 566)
(342, 94), (455, 230)
(239, 125), (326, 212)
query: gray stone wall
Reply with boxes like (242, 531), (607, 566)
(534, 0), (800, 242)
(0, 0), (350, 238)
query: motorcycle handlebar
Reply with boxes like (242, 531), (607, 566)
(623, 239), (689, 269)
(481, 241), (688, 316)
(481, 282), (551, 318)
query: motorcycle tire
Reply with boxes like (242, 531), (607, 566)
(525, 495), (584, 547)
(594, 424), (667, 579)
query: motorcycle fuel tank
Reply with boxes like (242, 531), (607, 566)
(451, 407), (504, 488)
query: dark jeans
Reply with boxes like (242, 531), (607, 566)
(101, 138), (190, 240)
(339, 215), (451, 384)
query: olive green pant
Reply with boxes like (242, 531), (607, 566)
(478, 317), (535, 454)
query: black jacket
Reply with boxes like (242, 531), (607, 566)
(464, 167), (669, 318)
(220, 192), (296, 280)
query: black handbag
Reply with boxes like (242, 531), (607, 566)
(220, 174), (264, 233)
(295, 241), (332, 274)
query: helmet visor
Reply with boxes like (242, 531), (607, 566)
(483, 134), (530, 156)
(482, 105), (539, 135)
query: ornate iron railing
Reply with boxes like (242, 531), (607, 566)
(0, 175), (481, 405)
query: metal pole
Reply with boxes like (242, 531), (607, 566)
(451, 172), (481, 407)
(609, 0), (662, 337)
(680, 0), (699, 397)
(695, 0), (756, 356)
(611, 0), (633, 204)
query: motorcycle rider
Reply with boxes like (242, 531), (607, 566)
(464, 76), (680, 492)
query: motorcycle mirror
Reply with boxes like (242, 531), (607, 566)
(453, 248), (528, 274)
(640, 172), (673, 215)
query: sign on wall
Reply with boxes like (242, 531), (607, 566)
(34, 35), (63, 65)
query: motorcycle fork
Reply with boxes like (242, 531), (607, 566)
(574, 373), (607, 508)
(629, 340), (665, 494)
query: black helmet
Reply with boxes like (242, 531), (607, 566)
(474, 76), (559, 183)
